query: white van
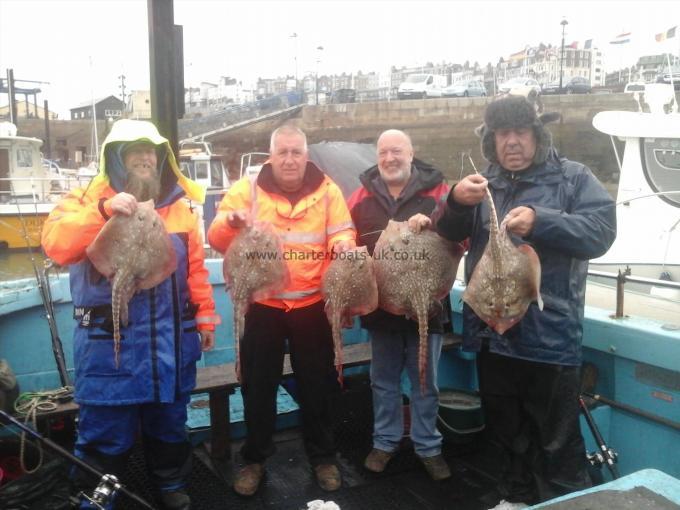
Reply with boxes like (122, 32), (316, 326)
(397, 73), (446, 100)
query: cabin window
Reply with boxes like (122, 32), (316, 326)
(210, 160), (224, 188)
(642, 138), (680, 208)
(16, 148), (33, 168)
(195, 161), (209, 180)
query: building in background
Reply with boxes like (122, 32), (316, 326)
(126, 90), (152, 120)
(70, 95), (124, 121)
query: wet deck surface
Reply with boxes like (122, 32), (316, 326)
(119, 374), (501, 510)
(0, 374), (500, 509)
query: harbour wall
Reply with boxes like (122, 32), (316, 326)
(14, 94), (640, 189)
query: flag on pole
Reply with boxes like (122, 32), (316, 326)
(655, 26), (677, 42)
(567, 41), (579, 49)
(584, 39), (593, 50)
(610, 32), (631, 44)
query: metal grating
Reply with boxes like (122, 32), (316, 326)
(5, 373), (498, 509)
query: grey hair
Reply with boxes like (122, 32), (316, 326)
(270, 125), (308, 153)
(377, 129), (413, 151)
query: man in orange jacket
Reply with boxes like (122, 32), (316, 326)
(42, 119), (219, 510)
(208, 124), (355, 496)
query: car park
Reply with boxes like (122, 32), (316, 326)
(542, 76), (592, 95)
(497, 77), (541, 96)
(441, 80), (487, 97)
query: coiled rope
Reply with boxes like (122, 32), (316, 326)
(13, 386), (73, 473)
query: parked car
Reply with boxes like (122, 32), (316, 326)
(542, 76), (592, 95)
(330, 88), (356, 104)
(624, 82), (647, 93)
(656, 67), (680, 90)
(497, 77), (541, 96)
(441, 80), (487, 97)
(397, 73), (446, 99)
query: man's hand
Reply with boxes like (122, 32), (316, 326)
(200, 330), (215, 352)
(452, 174), (488, 206)
(407, 213), (432, 233)
(502, 206), (536, 237)
(107, 192), (138, 216)
(332, 239), (356, 255)
(227, 210), (250, 229)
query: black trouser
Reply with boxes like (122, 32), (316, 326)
(477, 349), (591, 504)
(239, 301), (338, 466)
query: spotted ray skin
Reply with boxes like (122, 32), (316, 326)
(373, 221), (464, 394)
(322, 247), (378, 386)
(463, 186), (543, 335)
(86, 200), (177, 368)
(223, 222), (289, 382)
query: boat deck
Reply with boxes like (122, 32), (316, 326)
(120, 374), (500, 510)
(7, 374), (501, 510)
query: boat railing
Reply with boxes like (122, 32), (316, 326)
(0, 175), (93, 204)
(588, 267), (680, 318)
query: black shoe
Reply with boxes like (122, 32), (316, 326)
(160, 489), (191, 510)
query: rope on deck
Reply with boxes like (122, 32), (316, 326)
(13, 386), (73, 473)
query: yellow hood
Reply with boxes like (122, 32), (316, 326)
(93, 119), (205, 204)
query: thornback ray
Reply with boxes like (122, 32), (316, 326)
(86, 200), (177, 368)
(222, 221), (289, 382)
(372, 220), (464, 395)
(322, 246), (378, 387)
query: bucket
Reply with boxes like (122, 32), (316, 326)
(437, 388), (484, 444)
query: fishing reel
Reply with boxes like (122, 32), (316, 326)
(79, 474), (121, 509)
(586, 447), (618, 469)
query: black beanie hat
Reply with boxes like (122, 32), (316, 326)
(477, 95), (560, 166)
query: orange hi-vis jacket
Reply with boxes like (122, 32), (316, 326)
(208, 162), (356, 311)
(41, 119), (217, 332)
(41, 178), (217, 331)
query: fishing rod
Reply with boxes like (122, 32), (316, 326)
(12, 183), (72, 389)
(39, 258), (71, 388)
(578, 396), (619, 479)
(0, 409), (156, 509)
(584, 392), (680, 433)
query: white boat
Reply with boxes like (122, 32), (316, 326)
(586, 85), (680, 324)
(0, 122), (89, 250)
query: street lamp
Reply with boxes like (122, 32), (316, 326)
(315, 45), (324, 105)
(560, 18), (568, 91)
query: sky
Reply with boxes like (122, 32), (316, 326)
(1, 0), (679, 118)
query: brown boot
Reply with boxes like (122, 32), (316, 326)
(364, 448), (394, 473)
(419, 454), (451, 481)
(233, 463), (264, 496)
(314, 464), (342, 491)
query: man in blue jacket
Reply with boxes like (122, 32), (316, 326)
(436, 96), (616, 508)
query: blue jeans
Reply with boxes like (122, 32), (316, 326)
(369, 329), (443, 457)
